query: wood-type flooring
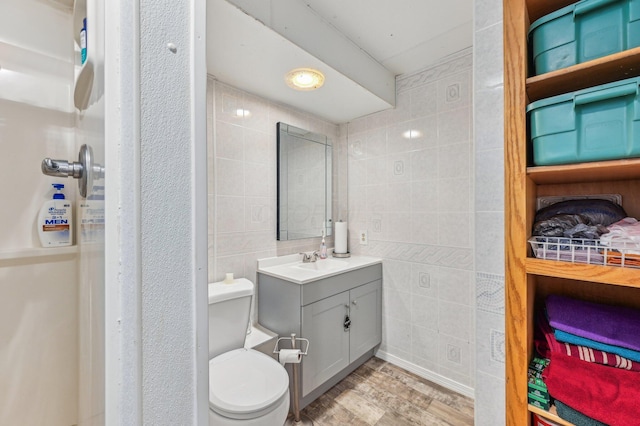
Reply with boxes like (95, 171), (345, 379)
(291, 357), (475, 425)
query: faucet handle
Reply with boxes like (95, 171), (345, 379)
(299, 252), (312, 263)
(311, 251), (320, 261)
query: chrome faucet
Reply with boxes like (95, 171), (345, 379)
(299, 252), (319, 263)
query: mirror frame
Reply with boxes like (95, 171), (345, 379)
(276, 122), (332, 241)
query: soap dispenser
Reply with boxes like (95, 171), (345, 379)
(319, 232), (327, 259)
(38, 183), (73, 247)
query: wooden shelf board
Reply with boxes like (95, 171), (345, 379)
(527, 47), (640, 102)
(526, 258), (640, 288)
(526, 0), (576, 23)
(529, 404), (574, 426)
(527, 158), (640, 184)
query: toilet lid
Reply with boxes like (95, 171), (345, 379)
(209, 348), (289, 418)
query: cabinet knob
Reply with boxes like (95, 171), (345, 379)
(352, 300), (357, 305)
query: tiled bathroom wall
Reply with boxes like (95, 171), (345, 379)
(206, 77), (346, 288)
(208, 43), (503, 410)
(473, 0), (506, 423)
(347, 51), (475, 394)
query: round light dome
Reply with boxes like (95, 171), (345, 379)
(285, 68), (325, 91)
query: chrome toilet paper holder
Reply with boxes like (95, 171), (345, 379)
(274, 334), (312, 425)
(273, 333), (309, 357)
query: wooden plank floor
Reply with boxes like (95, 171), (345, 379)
(292, 357), (475, 425)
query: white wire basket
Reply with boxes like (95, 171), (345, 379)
(528, 236), (640, 268)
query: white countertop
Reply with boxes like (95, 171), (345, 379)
(257, 251), (382, 284)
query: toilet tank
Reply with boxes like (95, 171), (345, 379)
(208, 278), (254, 359)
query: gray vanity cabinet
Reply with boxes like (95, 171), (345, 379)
(301, 291), (350, 396)
(257, 263), (382, 408)
(348, 280), (382, 362)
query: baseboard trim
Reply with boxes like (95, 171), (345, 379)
(375, 350), (475, 399)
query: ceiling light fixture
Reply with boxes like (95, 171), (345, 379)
(402, 129), (423, 139)
(285, 68), (325, 91)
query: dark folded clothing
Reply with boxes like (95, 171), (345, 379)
(555, 400), (608, 426)
(546, 295), (640, 351)
(544, 352), (640, 425)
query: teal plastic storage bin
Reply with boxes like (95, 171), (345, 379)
(527, 77), (640, 165)
(529, 0), (640, 75)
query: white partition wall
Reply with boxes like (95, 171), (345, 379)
(105, 0), (209, 423)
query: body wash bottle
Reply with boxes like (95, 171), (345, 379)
(38, 183), (73, 247)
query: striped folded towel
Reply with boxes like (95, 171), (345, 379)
(554, 329), (640, 363)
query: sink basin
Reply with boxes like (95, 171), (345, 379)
(296, 258), (349, 271)
(258, 253), (382, 284)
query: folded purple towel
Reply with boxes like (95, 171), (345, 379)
(546, 294), (640, 352)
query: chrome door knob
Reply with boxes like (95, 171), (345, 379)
(41, 158), (84, 178)
(41, 144), (104, 198)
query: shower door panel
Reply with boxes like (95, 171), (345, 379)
(76, 0), (106, 423)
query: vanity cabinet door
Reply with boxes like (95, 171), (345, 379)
(349, 280), (382, 363)
(301, 291), (350, 396)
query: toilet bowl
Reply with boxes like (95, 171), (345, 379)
(209, 348), (289, 425)
(208, 278), (290, 425)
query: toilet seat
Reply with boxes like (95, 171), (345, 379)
(209, 348), (289, 420)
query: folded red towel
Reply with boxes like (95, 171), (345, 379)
(544, 352), (640, 426)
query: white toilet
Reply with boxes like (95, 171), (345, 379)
(208, 278), (290, 425)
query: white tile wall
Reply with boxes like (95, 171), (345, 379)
(207, 79), (345, 322)
(475, 371), (506, 426)
(349, 52), (475, 388)
(208, 45), (504, 410)
(474, 0), (506, 421)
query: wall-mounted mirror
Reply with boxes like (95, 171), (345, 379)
(277, 122), (332, 241)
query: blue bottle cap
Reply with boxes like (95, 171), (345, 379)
(52, 183), (65, 199)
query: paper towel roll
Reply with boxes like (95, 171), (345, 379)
(334, 221), (348, 254)
(278, 349), (302, 366)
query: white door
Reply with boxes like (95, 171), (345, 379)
(76, 116), (106, 425)
(31, 0), (208, 424)
(75, 0), (106, 422)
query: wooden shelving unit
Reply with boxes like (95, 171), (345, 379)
(527, 158), (640, 184)
(526, 47), (640, 102)
(528, 405), (574, 426)
(504, 0), (640, 424)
